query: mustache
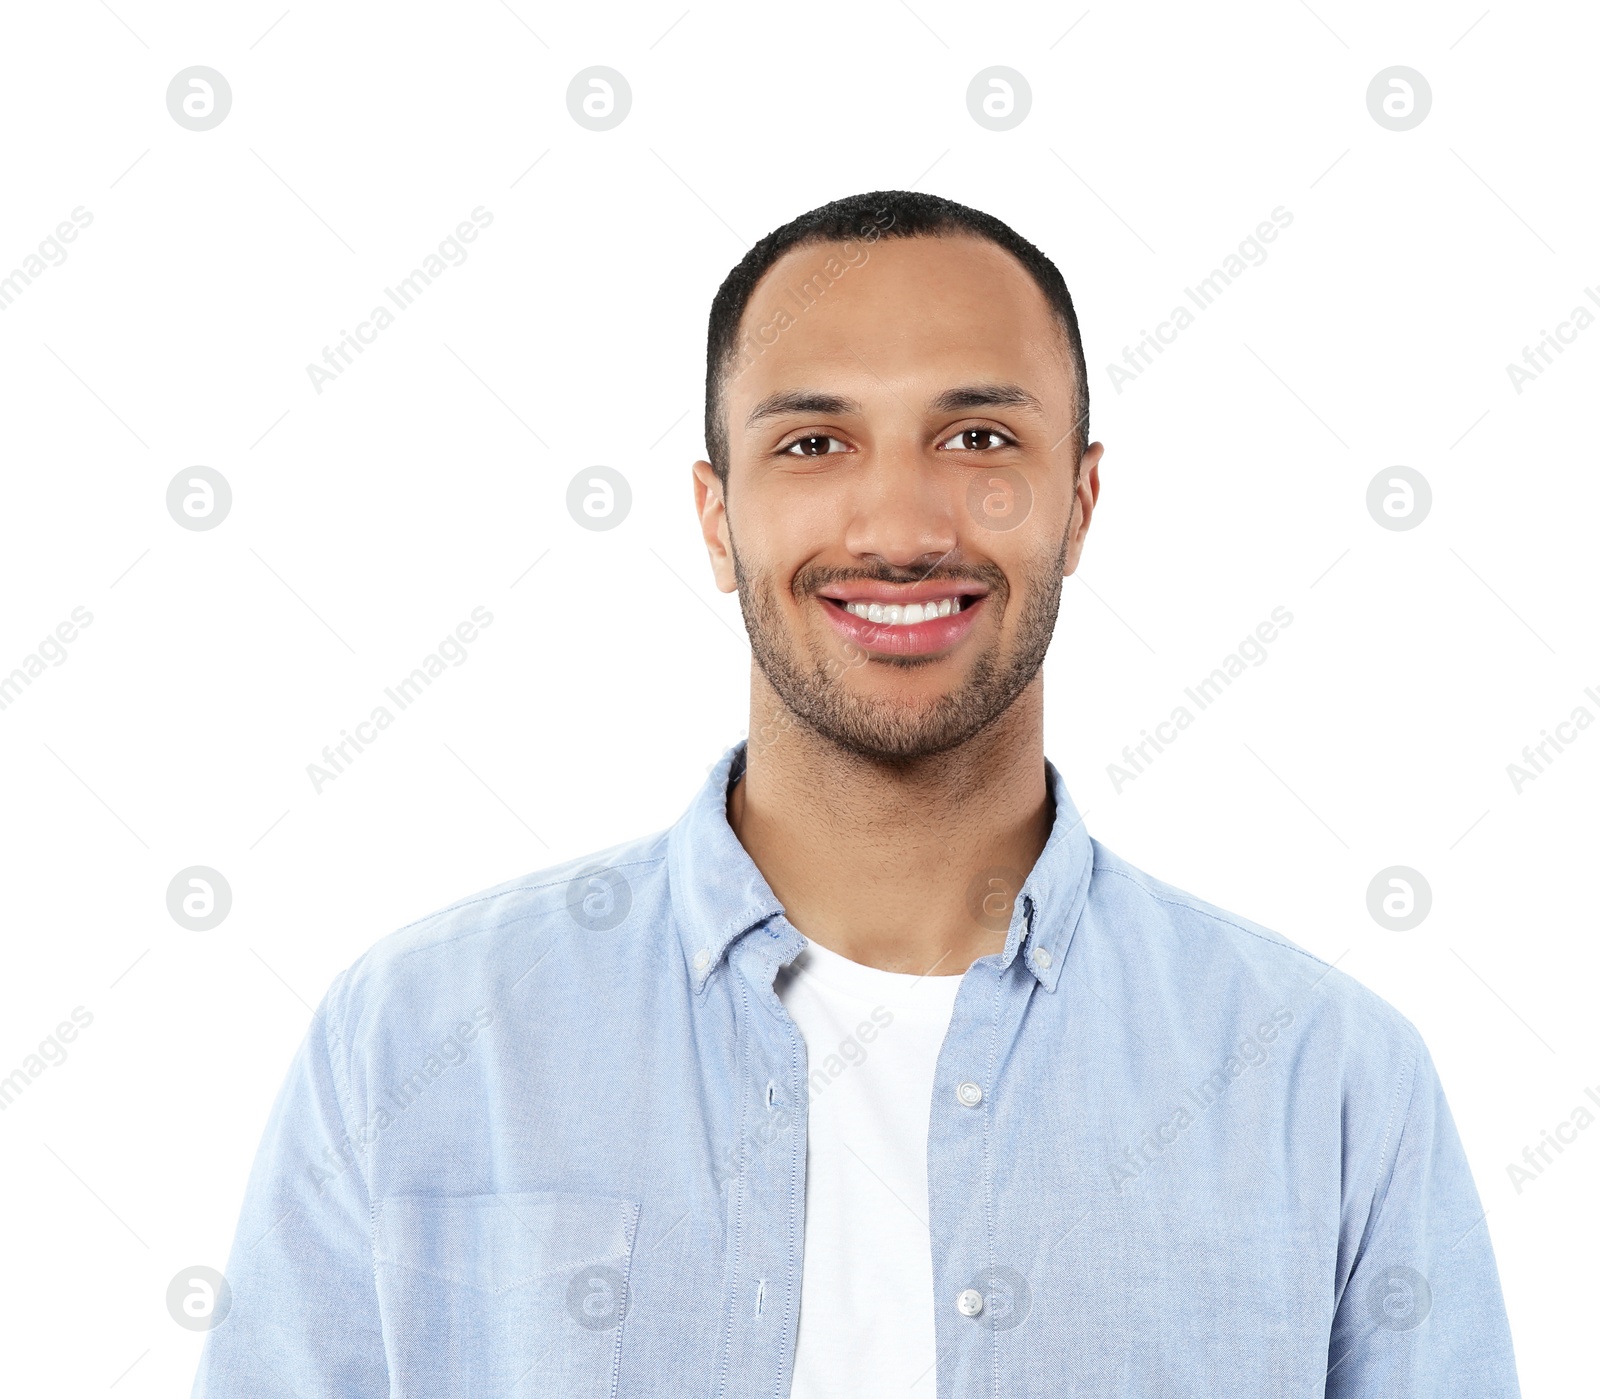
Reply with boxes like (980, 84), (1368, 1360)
(793, 560), (1008, 596)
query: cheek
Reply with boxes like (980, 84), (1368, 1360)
(965, 483), (1069, 566)
(985, 534), (1070, 625)
(733, 487), (840, 572)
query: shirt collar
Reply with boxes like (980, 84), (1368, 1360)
(668, 739), (1094, 995)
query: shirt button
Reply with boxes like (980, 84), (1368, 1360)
(956, 1081), (983, 1107)
(956, 1287), (985, 1317)
(693, 947), (711, 969)
(1033, 946), (1053, 969)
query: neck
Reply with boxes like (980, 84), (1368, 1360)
(727, 670), (1053, 976)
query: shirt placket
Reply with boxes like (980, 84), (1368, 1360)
(926, 939), (1037, 1399)
(718, 924), (809, 1399)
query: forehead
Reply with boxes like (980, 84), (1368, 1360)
(729, 233), (1071, 409)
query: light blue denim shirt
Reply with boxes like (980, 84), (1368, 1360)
(193, 741), (1519, 1397)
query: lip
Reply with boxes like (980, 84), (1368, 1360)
(817, 592), (987, 657)
(815, 580), (990, 606)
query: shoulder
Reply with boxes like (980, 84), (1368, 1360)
(322, 828), (672, 1039)
(1083, 838), (1426, 1083)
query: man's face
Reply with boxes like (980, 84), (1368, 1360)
(694, 233), (1101, 762)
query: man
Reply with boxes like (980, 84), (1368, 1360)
(194, 191), (1520, 1397)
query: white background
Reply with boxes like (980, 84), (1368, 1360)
(1, 1), (1595, 1393)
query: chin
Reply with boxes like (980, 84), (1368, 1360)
(809, 699), (998, 764)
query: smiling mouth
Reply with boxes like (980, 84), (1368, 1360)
(825, 596), (970, 626)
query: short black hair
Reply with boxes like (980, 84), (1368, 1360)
(703, 189), (1089, 486)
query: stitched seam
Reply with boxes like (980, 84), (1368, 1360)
(320, 976), (382, 1312)
(337, 856), (671, 987)
(715, 973), (751, 1399)
(1093, 862), (1332, 974)
(1369, 1031), (1424, 1223)
(608, 1200), (640, 1399)
(983, 962), (1007, 1398)
(777, 965), (803, 1399)
(384, 851), (665, 934)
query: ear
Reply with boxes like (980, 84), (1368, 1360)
(692, 459), (738, 593)
(1064, 441), (1104, 577)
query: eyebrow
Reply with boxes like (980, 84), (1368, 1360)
(744, 381), (1044, 430)
(928, 382), (1045, 415)
(745, 390), (860, 429)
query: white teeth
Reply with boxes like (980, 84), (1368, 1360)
(840, 597), (966, 625)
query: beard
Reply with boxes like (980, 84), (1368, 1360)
(731, 532), (1069, 763)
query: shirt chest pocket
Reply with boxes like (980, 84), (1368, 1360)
(373, 1189), (639, 1399)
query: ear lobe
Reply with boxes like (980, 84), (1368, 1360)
(692, 460), (739, 594)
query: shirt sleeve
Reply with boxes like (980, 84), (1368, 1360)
(191, 976), (389, 1397)
(1325, 1036), (1520, 1398)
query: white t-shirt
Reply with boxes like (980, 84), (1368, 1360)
(774, 936), (966, 1398)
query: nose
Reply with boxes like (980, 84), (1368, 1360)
(840, 443), (960, 573)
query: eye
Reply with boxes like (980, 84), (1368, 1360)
(940, 426), (1015, 452)
(781, 433), (849, 457)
